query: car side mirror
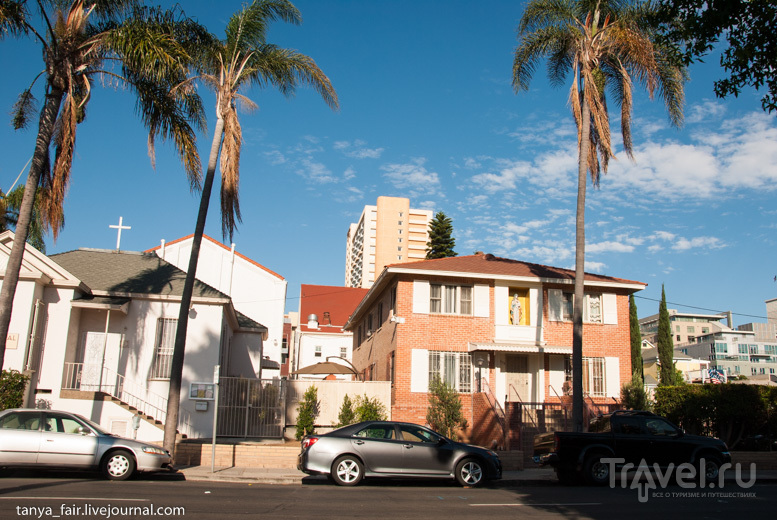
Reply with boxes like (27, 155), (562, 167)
(77, 426), (90, 435)
(437, 437), (448, 446)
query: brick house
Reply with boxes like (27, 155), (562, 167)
(345, 253), (645, 445)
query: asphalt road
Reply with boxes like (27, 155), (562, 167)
(0, 471), (773, 520)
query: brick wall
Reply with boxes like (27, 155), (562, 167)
(351, 275), (634, 427)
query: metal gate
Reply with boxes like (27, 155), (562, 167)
(217, 377), (286, 438)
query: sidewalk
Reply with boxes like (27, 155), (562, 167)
(176, 465), (777, 486)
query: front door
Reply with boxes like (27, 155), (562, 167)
(505, 354), (530, 402)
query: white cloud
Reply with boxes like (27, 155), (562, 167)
(334, 139), (384, 159)
(686, 100), (727, 124)
(672, 236), (726, 251)
(587, 241), (636, 254)
(381, 158), (441, 194)
(298, 158), (337, 183)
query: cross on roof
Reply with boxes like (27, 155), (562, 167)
(109, 216), (131, 250)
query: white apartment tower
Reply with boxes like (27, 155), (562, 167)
(345, 196), (432, 288)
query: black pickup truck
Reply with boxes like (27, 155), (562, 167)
(533, 410), (731, 484)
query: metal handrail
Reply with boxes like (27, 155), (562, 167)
(548, 385), (570, 431)
(480, 378), (508, 450)
(62, 362), (193, 438)
(507, 383), (539, 430)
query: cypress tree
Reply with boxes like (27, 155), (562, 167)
(657, 285), (676, 386)
(629, 294), (643, 379)
(426, 211), (457, 259)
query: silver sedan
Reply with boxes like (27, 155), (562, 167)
(0, 409), (174, 480)
(298, 421), (502, 486)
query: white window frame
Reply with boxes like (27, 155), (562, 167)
(428, 351), (472, 393)
(151, 318), (177, 379)
(429, 284), (473, 316)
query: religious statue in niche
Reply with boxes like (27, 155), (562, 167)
(510, 292), (523, 325)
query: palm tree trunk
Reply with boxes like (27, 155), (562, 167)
(0, 87), (64, 369)
(572, 93), (591, 433)
(162, 115), (225, 456)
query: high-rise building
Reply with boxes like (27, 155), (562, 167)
(345, 196), (432, 288)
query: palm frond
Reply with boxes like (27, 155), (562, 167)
(225, 0), (301, 56)
(247, 45), (338, 110)
(44, 93), (78, 238)
(0, 0), (28, 38)
(219, 103), (242, 240)
(11, 86), (39, 130)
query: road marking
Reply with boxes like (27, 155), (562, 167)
(0, 497), (149, 502)
(471, 502), (602, 507)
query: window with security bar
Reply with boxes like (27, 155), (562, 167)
(151, 318), (177, 379)
(428, 351), (472, 392)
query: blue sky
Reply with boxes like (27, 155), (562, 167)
(1, 0), (776, 324)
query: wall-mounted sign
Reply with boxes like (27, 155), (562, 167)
(189, 382), (215, 400)
(5, 333), (18, 350)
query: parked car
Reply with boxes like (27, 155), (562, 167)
(298, 421), (502, 486)
(533, 410), (731, 485)
(0, 409), (174, 480)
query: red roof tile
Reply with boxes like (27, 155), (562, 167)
(299, 284), (369, 333)
(386, 253), (644, 286)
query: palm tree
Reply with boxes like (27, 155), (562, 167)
(513, 0), (685, 432)
(162, 0), (338, 454)
(0, 0), (207, 369)
(0, 0), (26, 38)
(1, 186), (47, 252)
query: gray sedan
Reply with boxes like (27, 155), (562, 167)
(0, 409), (174, 480)
(298, 421), (502, 486)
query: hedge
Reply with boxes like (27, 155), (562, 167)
(654, 384), (777, 449)
(0, 369), (29, 410)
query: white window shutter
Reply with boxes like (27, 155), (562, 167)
(474, 284), (490, 317)
(603, 293), (618, 324)
(413, 280), (430, 314)
(410, 349), (429, 393)
(548, 289), (563, 321)
(605, 356), (621, 398)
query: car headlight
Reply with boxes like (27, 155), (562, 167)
(142, 446), (168, 455)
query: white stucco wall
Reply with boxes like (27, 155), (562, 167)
(297, 331), (354, 381)
(154, 238), (286, 378)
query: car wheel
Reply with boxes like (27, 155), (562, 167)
(102, 450), (136, 481)
(455, 459), (484, 487)
(698, 456), (723, 482)
(331, 456), (363, 486)
(583, 454), (611, 486)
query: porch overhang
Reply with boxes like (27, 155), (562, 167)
(71, 296), (130, 314)
(468, 341), (572, 355)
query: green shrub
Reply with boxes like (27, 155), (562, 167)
(295, 386), (319, 440)
(621, 374), (651, 411)
(654, 384), (777, 448)
(426, 376), (465, 440)
(336, 394), (356, 428)
(0, 369), (29, 410)
(354, 394), (387, 422)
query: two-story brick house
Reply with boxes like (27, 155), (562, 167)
(345, 253), (645, 438)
